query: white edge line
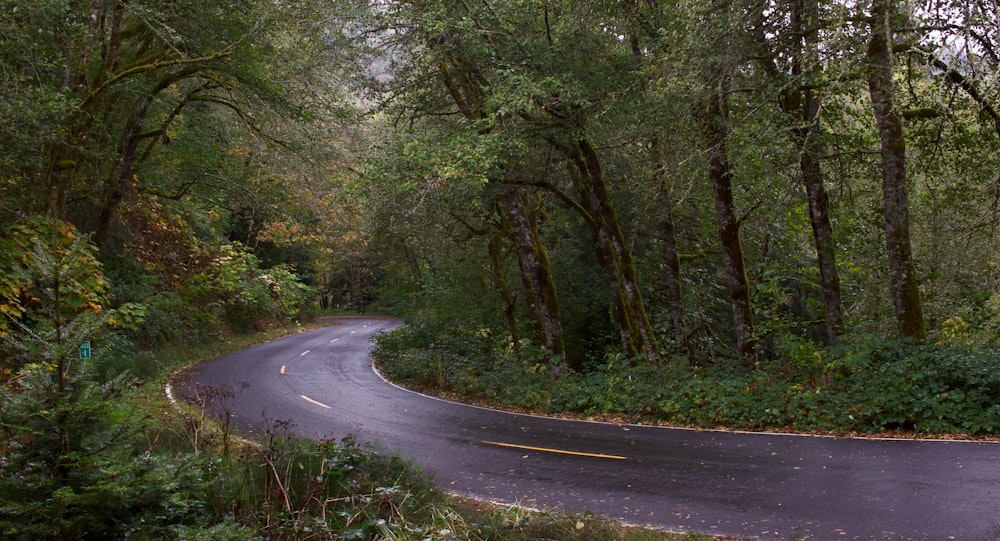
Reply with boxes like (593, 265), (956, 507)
(369, 362), (998, 444)
(441, 491), (691, 535)
(165, 382), (177, 406)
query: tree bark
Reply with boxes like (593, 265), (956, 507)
(661, 205), (687, 350)
(699, 88), (756, 362)
(504, 184), (568, 363)
(563, 138), (659, 363)
(866, 0), (927, 340)
(488, 225), (522, 361)
(801, 123), (844, 344)
(95, 92), (152, 251)
(792, 0), (844, 344)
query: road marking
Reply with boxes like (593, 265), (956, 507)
(350, 330), (357, 334)
(301, 395), (331, 409)
(280, 365), (286, 375)
(330, 338), (339, 343)
(482, 440), (627, 460)
(300, 350), (311, 356)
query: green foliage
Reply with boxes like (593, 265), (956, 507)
(0, 214), (441, 540)
(373, 315), (496, 391)
(0, 217), (145, 380)
(377, 326), (1000, 437)
(181, 243), (314, 333)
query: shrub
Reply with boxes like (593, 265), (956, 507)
(180, 244), (314, 334)
(376, 320), (1000, 437)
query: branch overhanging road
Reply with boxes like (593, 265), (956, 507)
(174, 318), (1000, 540)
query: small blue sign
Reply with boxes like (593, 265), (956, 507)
(80, 340), (91, 360)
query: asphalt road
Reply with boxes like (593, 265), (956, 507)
(174, 318), (1000, 540)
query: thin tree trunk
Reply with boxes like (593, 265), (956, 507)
(801, 127), (844, 344)
(867, 0), (927, 340)
(661, 205), (687, 349)
(488, 226), (522, 361)
(699, 88), (756, 362)
(95, 94), (152, 251)
(793, 0), (844, 344)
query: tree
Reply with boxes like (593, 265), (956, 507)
(751, 0), (845, 344)
(698, 80), (758, 362)
(866, 0), (927, 340)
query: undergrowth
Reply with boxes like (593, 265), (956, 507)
(373, 321), (1000, 437)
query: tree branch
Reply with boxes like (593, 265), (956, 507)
(78, 50), (232, 110)
(920, 48), (1000, 137)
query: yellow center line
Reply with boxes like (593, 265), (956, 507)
(300, 395), (331, 409)
(482, 440), (627, 460)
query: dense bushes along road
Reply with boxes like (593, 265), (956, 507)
(375, 321), (1000, 438)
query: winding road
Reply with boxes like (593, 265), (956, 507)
(175, 318), (1000, 540)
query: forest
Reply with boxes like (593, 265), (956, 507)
(1, 0), (1000, 538)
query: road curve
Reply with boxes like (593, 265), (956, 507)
(176, 318), (1000, 540)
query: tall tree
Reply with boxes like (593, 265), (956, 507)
(432, 25), (569, 362)
(698, 82), (757, 361)
(751, 0), (845, 344)
(504, 185), (566, 359)
(686, 0), (758, 361)
(866, 0), (927, 340)
(792, 0), (844, 344)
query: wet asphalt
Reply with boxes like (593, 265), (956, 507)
(176, 318), (1000, 540)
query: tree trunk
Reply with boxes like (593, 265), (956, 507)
(867, 0), (927, 340)
(801, 128), (844, 344)
(564, 139), (659, 363)
(95, 93), (152, 251)
(488, 225), (522, 361)
(661, 205), (687, 350)
(699, 88), (756, 362)
(504, 184), (568, 363)
(793, 0), (844, 344)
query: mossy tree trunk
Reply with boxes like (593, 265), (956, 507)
(866, 0), (927, 341)
(791, 0), (844, 344)
(560, 137), (659, 363)
(504, 185), (567, 363)
(699, 87), (756, 362)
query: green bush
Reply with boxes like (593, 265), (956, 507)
(181, 244), (314, 334)
(375, 321), (1000, 437)
(828, 339), (1000, 434)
